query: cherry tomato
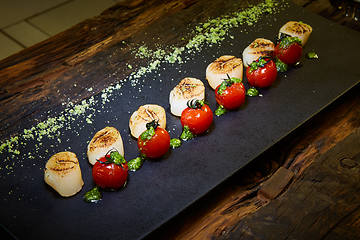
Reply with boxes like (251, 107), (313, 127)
(215, 79), (246, 110)
(181, 100), (213, 135)
(274, 37), (302, 65)
(138, 127), (170, 159)
(92, 156), (128, 189)
(246, 58), (277, 88)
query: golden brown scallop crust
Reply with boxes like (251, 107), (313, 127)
(283, 21), (312, 35)
(173, 78), (204, 99)
(130, 105), (163, 125)
(249, 38), (275, 56)
(207, 55), (243, 74)
(88, 127), (119, 152)
(45, 152), (80, 177)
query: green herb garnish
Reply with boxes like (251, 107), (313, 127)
(217, 75), (242, 95)
(306, 51), (318, 59)
(128, 156), (143, 171)
(249, 57), (270, 72)
(170, 138), (182, 149)
(279, 37), (302, 48)
(84, 187), (102, 203)
(140, 126), (155, 141)
(275, 57), (288, 72)
(215, 105), (227, 116)
(140, 120), (159, 141)
(247, 87), (259, 96)
(110, 151), (126, 165)
(180, 126), (195, 141)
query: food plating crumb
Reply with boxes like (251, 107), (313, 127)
(0, 0), (283, 178)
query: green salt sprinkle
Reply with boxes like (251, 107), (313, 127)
(0, 0), (282, 175)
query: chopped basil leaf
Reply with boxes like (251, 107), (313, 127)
(279, 36), (302, 48)
(306, 51), (319, 59)
(217, 77), (242, 95)
(215, 105), (227, 116)
(180, 126), (195, 141)
(217, 81), (228, 95)
(249, 57), (269, 72)
(84, 187), (102, 203)
(128, 157), (143, 171)
(230, 77), (242, 83)
(247, 87), (259, 96)
(277, 33), (292, 44)
(170, 138), (181, 149)
(110, 151), (126, 165)
(275, 57), (288, 72)
(140, 126), (155, 141)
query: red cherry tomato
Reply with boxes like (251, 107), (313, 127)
(138, 127), (170, 159)
(92, 157), (128, 189)
(246, 59), (277, 88)
(215, 82), (246, 110)
(274, 40), (302, 65)
(181, 102), (213, 135)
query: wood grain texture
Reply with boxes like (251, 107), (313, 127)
(221, 129), (360, 240)
(0, 0), (359, 239)
(0, 0), (197, 137)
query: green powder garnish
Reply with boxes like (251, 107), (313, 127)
(0, 0), (282, 177)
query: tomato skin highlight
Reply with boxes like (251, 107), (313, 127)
(246, 60), (277, 88)
(138, 127), (170, 159)
(274, 42), (302, 65)
(215, 83), (246, 110)
(181, 104), (213, 135)
(92, 159), (128, 189)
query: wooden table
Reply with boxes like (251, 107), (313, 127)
(1, 0), (359, 239)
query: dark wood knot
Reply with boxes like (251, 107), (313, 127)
(340, 157), (358, 169)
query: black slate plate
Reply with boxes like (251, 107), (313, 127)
(1, 1), (360, 240)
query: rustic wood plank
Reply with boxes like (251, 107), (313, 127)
(0, 0), (197, 137)
(258, 167), (294, 200)
(220, 128), (360, 240)
(1, 0), (359, 238)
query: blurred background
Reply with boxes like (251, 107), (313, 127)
(0, 0), (124, 60)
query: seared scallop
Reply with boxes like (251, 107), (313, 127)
(44, 151), (84, 197)
(206, 55), (243, 90)
(169, 77), (205, 116)
(129, 104), (166, 138)
(242, 38), (275, 67)
(278, 21), (312, 46)
(87, 127), (124, 165)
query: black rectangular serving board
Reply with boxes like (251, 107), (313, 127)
(1, 1), (360, 240)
